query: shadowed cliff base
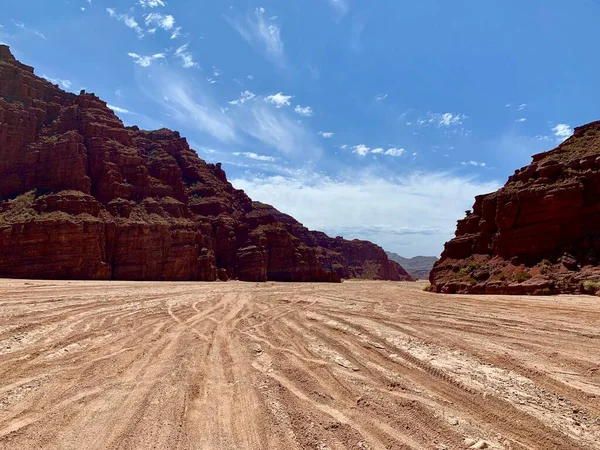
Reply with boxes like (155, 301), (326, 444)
(0, 45), (412, 283)
(431, 120), (600, 294)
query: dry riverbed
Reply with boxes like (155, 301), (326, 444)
(0, 279), (599, 449)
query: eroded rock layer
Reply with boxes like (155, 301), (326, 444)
(0, 46), (412, 282)
(431, 120), (600, 294)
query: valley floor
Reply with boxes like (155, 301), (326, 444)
(0, 280), (599, 449)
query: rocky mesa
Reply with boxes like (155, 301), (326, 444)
(0, 45), (412, 282)
(431, 120), (600, 295)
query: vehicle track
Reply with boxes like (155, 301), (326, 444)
(0, 279), (598, 449)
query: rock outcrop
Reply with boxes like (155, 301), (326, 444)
(431, 120), (600, 294)
(0, 45), (412, 282)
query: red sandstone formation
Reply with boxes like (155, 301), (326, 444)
(431, 120), (600, 294)
(0, 45), (412, 282)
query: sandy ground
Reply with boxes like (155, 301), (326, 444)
(0, 280), (599, 450)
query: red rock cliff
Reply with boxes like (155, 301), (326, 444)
(431, 120), (600, 294)
(0, 45), (412, 282)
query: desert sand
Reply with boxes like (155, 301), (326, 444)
(0, 280), (598, 449)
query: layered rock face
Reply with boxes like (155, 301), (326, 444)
(0, 46), (412, 282)
(431, 120), (600, 294)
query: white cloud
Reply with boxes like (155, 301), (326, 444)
(170, 27), (181, 39)
(174, 44), (198, 68)
(107, 8), (144, 37)
(229, 90), (256, 106)
(461, 160), (487, 168)
(552, 123), (573, 141)
(265, 92), (292, 108)
(294, 105), (313, 117)
(145, 13), (175, 31)
(516, 118), (527, 122)
(518, 103), (527, 111)
(247, 74), (254, 80)
(232, 171), (500, 257)
(385, 147), (405, 156)
(138, 0), (165, 7)
(41, 75), (72, 89)
(232, 151), (277, 162)
(351, 144), (405, 157)
(437, 112), (467, 127)
(375, 93), (388, 102)
(318, 131), (334, 138)
(227, 7), (284, 66)
(128, 52), (165, 67)
(107, 104), (132, 114)
(352, 144), (370, 156)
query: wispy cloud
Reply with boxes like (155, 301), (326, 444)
(229, 90), (256, 106)
(232, 152), (277, 162)
(327, 0), (349, 16)
(144, 69), (236, 142)
(516, 117), (527, 122)
(265, 92), (292, 108)
(236, 102), (321, 157)
(11, 20), (47, 40)
(41, 75), (71, 89)
(128, 52), (165, 67)
(227, 7), (284, 66)
(107, 104), (132, 114)
(375, 93), (388, 102)
(107, 8), (144, 37)
(318, 131), (334, 138)
(417, 111), (467, 127)
(294, 105), (313, 117)
(174, 44), (198, 68)
(517, 103), (527, 111)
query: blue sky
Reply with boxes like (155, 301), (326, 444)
(2, 1), (600, 257)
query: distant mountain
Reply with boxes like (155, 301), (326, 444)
(386, 252), (439, 280)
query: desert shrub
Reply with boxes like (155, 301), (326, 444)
(422, 283), (431, 292)
(540, 259), (552, 274)
(515, 272), (532, 283)
(457, 262), (478, 276)
(582, 280), (600, 295)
